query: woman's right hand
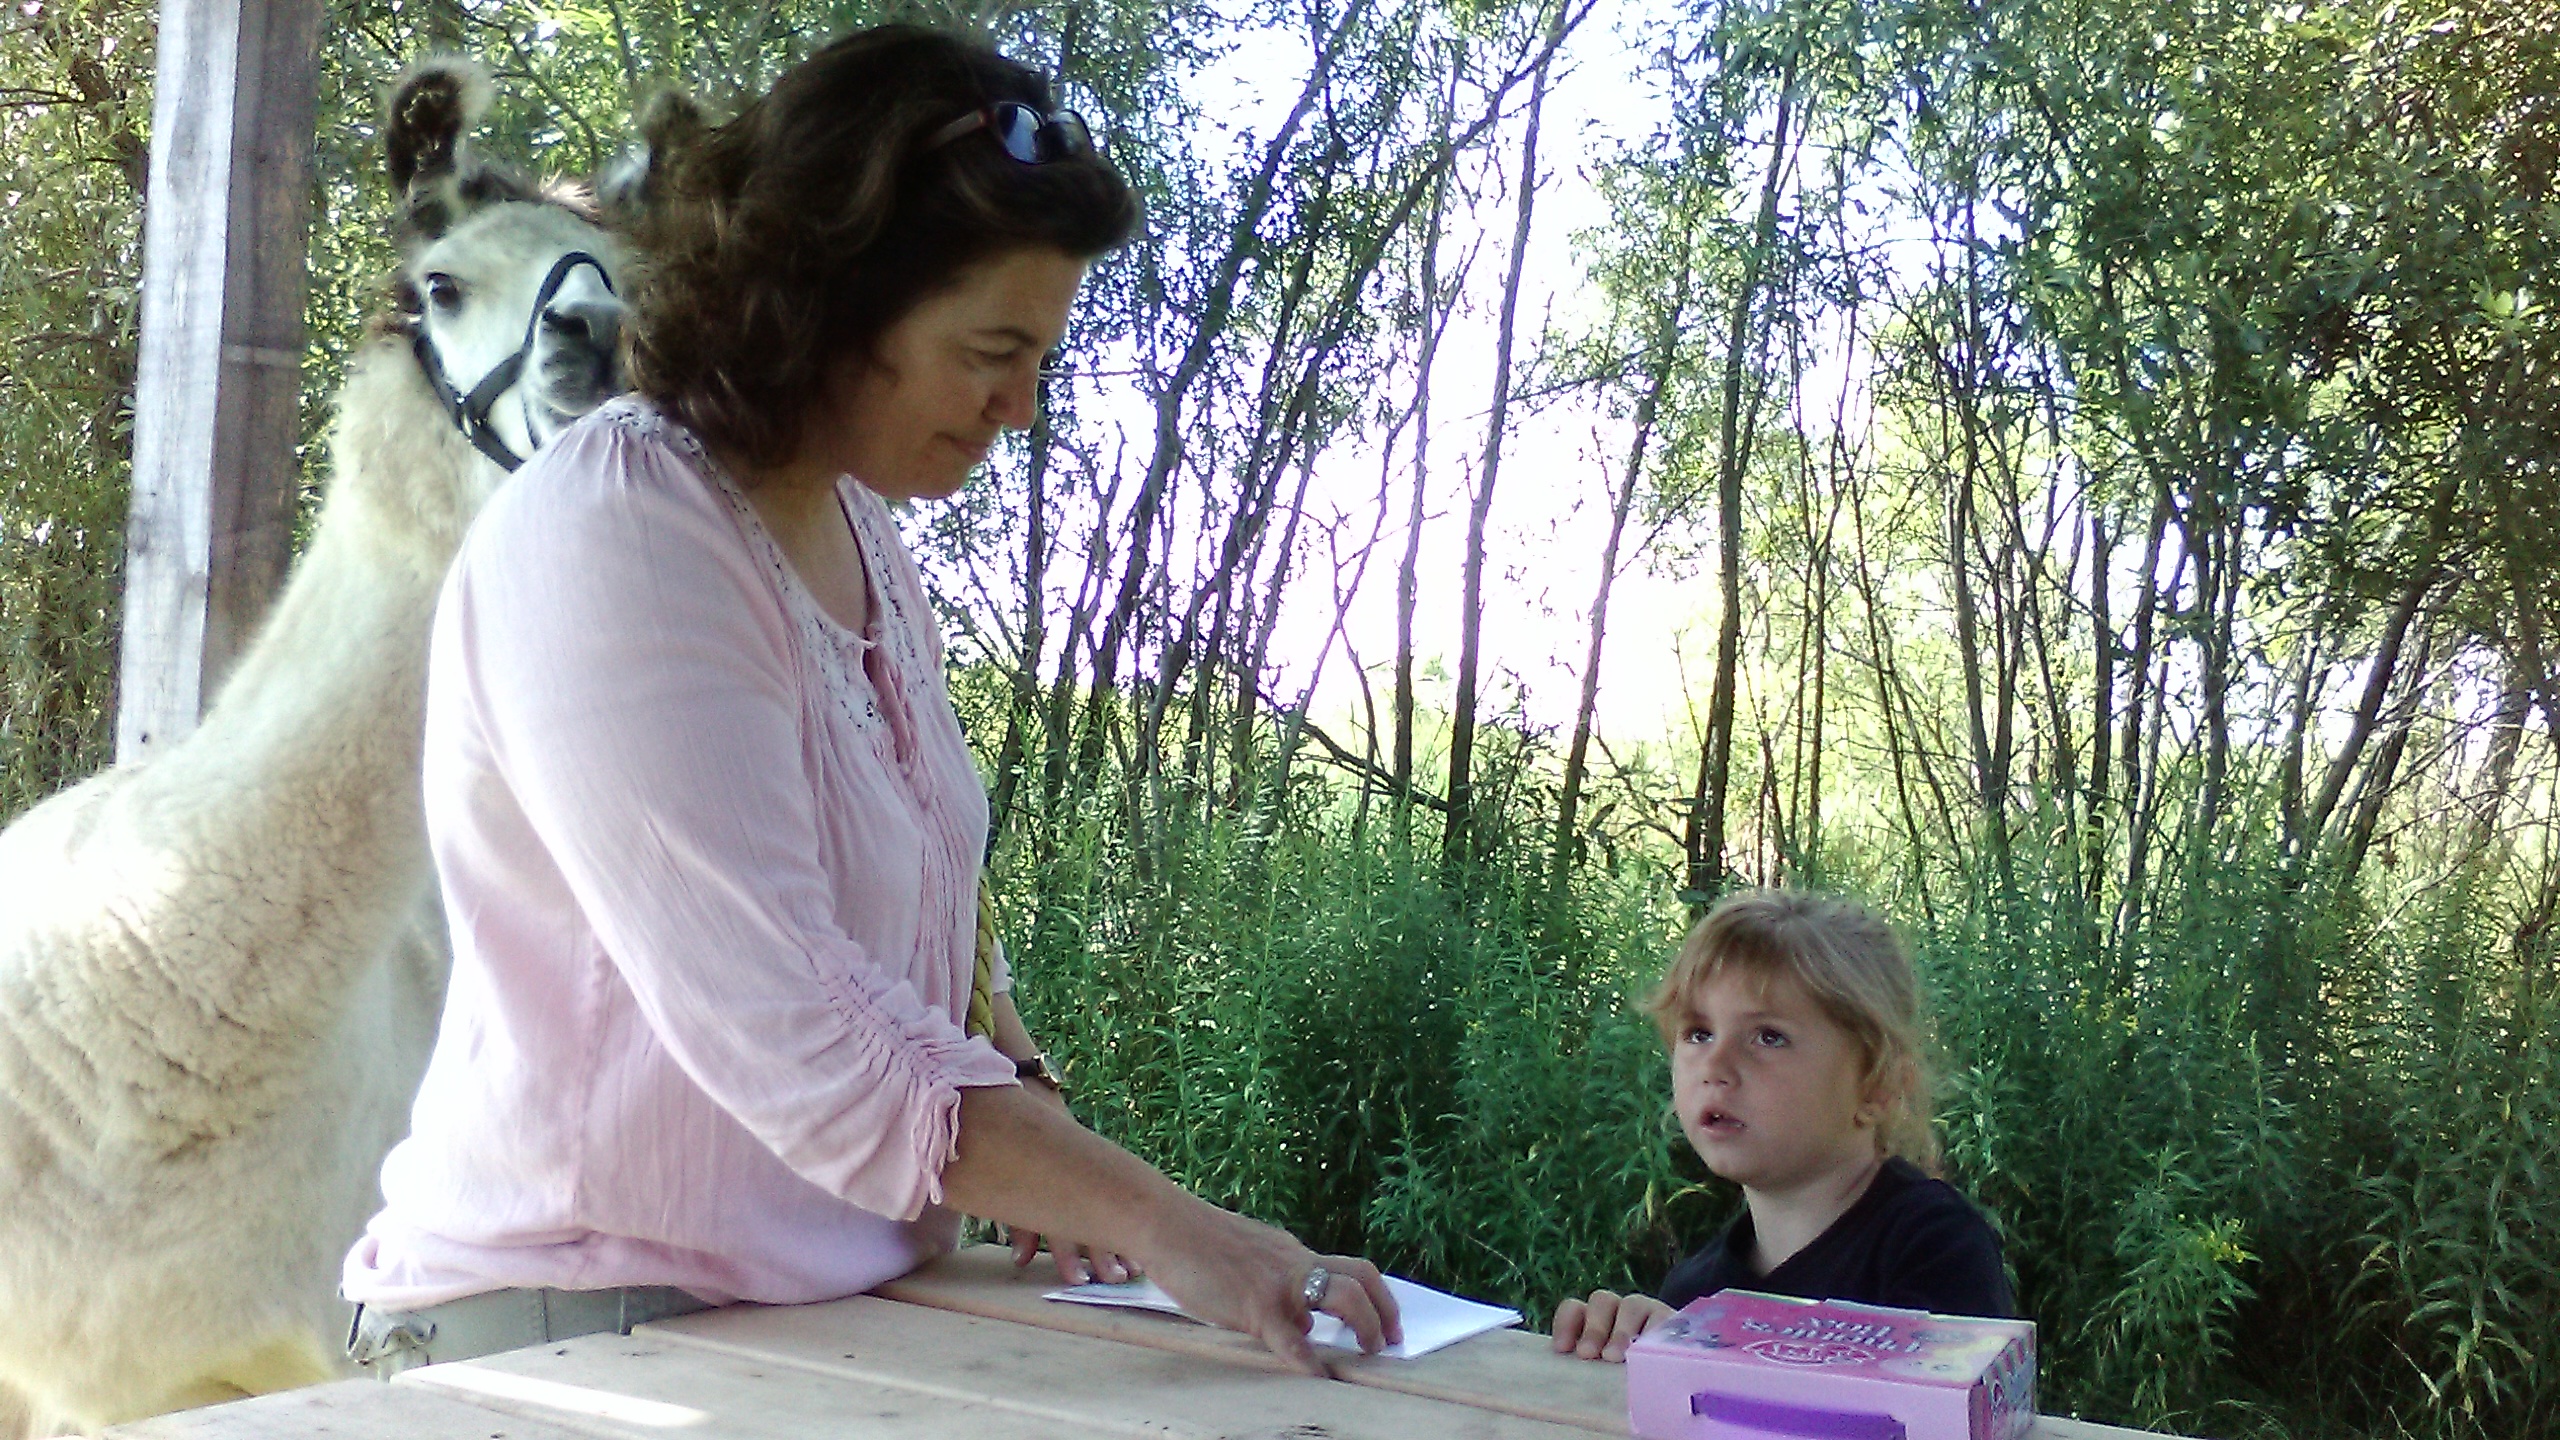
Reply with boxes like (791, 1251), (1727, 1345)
(1139, 1198), (1402, 1375)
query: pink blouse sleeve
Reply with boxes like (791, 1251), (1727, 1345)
(439, 418), (1016, 1221)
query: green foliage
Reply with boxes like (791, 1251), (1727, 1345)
(0, 1), (150, 815)
(996, 775), (1709, 1318)
(996, 737), (2560, 1440)
(2344, 888), (2560, 1440)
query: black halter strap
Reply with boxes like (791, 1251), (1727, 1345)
(413, 249), (615, 473)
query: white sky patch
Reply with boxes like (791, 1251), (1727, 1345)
(1239, 17), (1706, 752)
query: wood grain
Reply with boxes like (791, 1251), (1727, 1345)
(119, 0), (323, 760)
(101, 1378), (594, 1439)
(404, 1322), (1459, 1440)
(877, 1243), (1629, 1431)
(644, 1292), (1600, 1438)
(96, 1285), (2206, 1440)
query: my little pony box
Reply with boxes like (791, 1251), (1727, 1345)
(1625, 1290), (2036, 1440)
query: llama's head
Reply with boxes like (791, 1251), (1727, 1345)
(384, 60), (625, 476)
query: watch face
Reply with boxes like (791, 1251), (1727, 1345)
(1016, 1053), (1065, 1091)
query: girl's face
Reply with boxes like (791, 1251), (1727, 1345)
(1670, 965), (1887, 1196)
(809, 247), (1088, 501)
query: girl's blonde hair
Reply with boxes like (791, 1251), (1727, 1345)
(1646, 888), (1940, 1173)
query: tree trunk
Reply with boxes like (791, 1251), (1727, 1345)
(1552, 257), (1688, 898)
(1939, 183), (2015, 893)
(2453, 654), (2534, 874)
(1394, 49), (1462, 822)
(2083, 495), (2115, 913)
(2336, 617), (2437, 887)
(2303, 572), (2429, 845)
(2114, 484), (2172, 955)
(1232, 450), (1322, 808)
(1690, 66), (1798, 903)
(1072, 1), (1367, 793)
(1443, 7), (1562, 875)
(1848, 488), (1935, 927)
(985, 376), (1058, 844)
(1142, 143), (1343, 790)
(2192, 498), (2240, 856)
(1037, 444), (1131, 834)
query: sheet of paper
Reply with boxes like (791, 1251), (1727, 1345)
(1043, 1272), (1522, 1360)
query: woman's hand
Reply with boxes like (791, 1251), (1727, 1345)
(985, 998), (1140, 1283)
(1008, 1225), (1139, 1284)
(940, 1081), (1400, 1376)
(1551, 1289), (1675, 1362)
(1002, 1082), (1139, 1284)
(1138, 1200), (1402, 1376)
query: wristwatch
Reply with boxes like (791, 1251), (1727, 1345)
(1015, 1051), (1068, 1098)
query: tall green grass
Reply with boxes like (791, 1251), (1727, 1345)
(996, 782), (2558, 1440)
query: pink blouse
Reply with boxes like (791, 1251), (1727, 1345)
(342, 397), (1020, 1310)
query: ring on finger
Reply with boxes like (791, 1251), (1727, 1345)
(1300, 1264), (1331, 1309)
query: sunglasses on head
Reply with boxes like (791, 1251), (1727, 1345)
(927, 101), (1094, 164)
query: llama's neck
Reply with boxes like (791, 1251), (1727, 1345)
(126, 339), (493, 1031)
(161, 339), (485, 800)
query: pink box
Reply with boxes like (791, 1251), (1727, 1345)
(1625, 1290), (2036, 1440)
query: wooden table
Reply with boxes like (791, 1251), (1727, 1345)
(107, 1246), (2176, 1439)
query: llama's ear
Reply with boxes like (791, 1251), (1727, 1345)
(599, 86), (704, 222)
(386, 57), (493, 234)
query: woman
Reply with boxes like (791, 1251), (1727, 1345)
(343, 25), (1397, 1377)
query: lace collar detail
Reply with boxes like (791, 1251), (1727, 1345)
(596, 394), (702, 462)
(595, 398), (940, 741)
(604, 400), (887, 737)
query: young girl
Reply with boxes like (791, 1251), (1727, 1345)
(1553, 889), (2013, 1362)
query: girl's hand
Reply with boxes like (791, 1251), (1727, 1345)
(1551, 1289), (1675, 1362)
(1141, 1201), (1402, 1376)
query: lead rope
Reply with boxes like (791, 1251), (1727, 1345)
(967, 881), (998, 1039)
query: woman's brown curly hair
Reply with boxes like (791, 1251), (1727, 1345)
(624, 26), (1137, 472)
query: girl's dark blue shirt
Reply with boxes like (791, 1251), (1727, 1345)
(1658, 1158), (2016, 1319)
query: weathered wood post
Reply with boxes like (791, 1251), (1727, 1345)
(117, 0), (324, 759)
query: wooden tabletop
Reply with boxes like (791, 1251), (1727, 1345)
(106, 1246), (2181, 1439)
(877, 1246), (2168, 1440)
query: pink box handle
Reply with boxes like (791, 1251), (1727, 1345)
(1689, 1392), (1908, 1440)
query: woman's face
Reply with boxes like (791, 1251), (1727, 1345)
(816, 247), (1089, 501)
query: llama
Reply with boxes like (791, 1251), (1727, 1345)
(0, 61), (625, 1434)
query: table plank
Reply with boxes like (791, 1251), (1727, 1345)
(877, 1243), (1627, 1431)
(102, 1378), (598, 1439)
(876, 1246), (2200, 1440)
(395, 1331), (1123, 1439)
(644, 1294), (1599, 1439)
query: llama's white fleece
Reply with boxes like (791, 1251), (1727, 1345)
(0, 341), (492, 1432)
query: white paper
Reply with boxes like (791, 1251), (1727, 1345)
(1042, 1273), (1522, 1360)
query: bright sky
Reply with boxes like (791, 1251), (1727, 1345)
(1191, 12), (1716, 758)
(903, 0), (2529, 829)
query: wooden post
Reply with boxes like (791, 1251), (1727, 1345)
(117, 0), (323, 760)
